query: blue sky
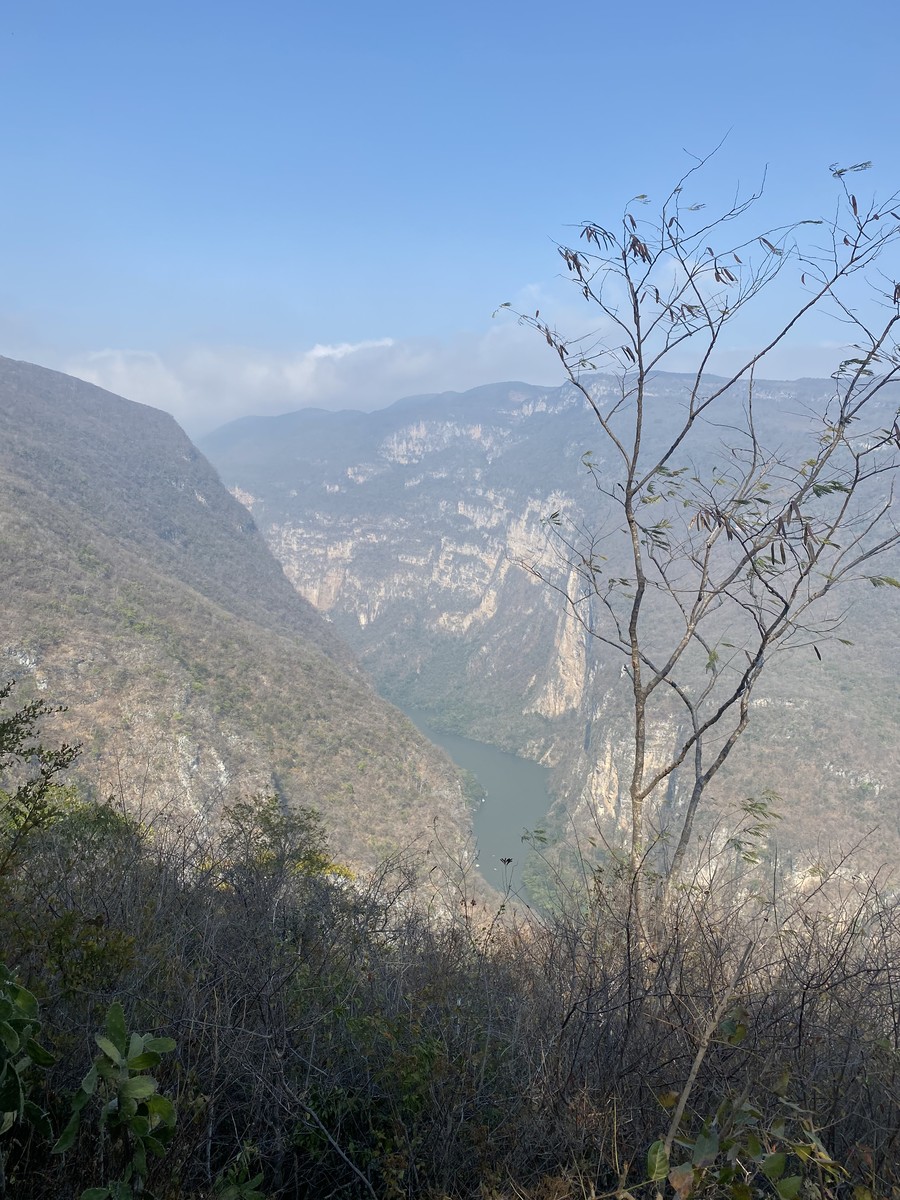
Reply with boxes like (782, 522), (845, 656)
(1, 0), (897, 434)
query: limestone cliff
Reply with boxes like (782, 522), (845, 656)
(201, 377), (900, 871)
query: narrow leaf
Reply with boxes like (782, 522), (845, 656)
(94, 1034), (123, 1065)
(119, 1076), (157, 1100)
(52, 1112), (81, 1154)
(0, 1021), (20, 1054)
(126, 1051), (161, 1071)
(143, 1036), (176, 1054)
(23, 1099), (53, 1139)
(10, 984), (38, 1020)
(25, 1037), (55, 1067)
(105, 1003), (127, 1055)
(80, 1065), (99, 1099)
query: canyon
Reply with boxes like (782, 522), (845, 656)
(202, 374), (900, 876)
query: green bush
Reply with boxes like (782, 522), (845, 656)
(53, 1002), (177, 1200)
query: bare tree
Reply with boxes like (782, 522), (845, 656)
(503, 156), (900, 915)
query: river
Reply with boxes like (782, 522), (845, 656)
(402, 708), (552, 898)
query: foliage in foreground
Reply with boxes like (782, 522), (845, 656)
(2, 687), (900, 1199)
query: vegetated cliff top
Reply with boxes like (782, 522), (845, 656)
(202, 370), (900, 456)
(0, 356), (469, 867)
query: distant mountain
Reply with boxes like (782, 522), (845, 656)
(0, 356), (468, 866)
(201, 374), (900, 873)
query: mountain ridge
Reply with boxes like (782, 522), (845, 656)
(0, 356), (470, 868)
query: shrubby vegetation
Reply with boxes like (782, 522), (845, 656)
(2, 684), (900, 1199)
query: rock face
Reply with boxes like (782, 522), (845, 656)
(0, 356), (469, 869)
(201, 376), (900, 871)
(203, 384), (591, 753)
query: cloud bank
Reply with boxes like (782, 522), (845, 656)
(63, 321), (570, 437)
(60, 276), (852, 441)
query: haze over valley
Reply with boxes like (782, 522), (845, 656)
(7, 353), (898, 891)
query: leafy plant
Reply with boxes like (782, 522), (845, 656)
(52, 1002), (177, 1200)
(0, 961), (55, 1200)
(647, 1090), (847, 1200)
(0, 679), (79, 878)
(213, 1144), (267, 1200)
(0, 962), (54, 1139)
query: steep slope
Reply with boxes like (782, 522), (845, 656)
(201, 375), (900, 872)
(0, 356), (468, 866)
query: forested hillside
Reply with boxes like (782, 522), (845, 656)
(0, 356), (468, 865)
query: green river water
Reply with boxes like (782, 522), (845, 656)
(402, 708), (552, 898)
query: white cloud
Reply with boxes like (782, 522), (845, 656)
(59, 276), (853, 440)
(62, 320), (572, 438)
(307, 339), (394, 360)
(67, 349), (190, 413)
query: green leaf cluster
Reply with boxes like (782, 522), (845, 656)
(646, 1082), (847, 1200)
(0, 962), (54, 1141)
(53, 1002), (177, 1200)
(0, 679), (79, 879)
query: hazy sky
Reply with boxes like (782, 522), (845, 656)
(1, 0), (898, 435)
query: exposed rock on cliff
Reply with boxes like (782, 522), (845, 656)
(201, 376), (900, 871)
